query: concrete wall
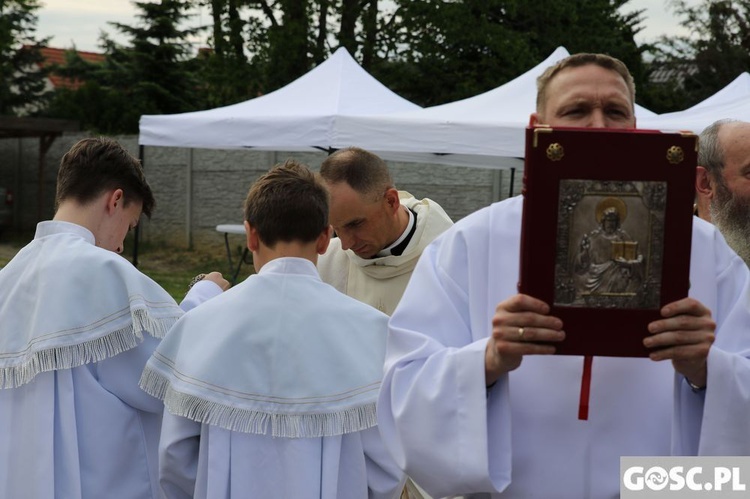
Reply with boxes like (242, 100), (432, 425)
(0, 133), (524, 252)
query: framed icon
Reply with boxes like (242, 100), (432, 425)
(519, 126), (697, 357)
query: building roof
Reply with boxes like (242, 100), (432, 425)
(649, 62), (699, 87)
(36, 46), (106, 90)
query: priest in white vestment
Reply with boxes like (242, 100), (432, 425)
(316, 148), (451, 499)
(317, 147), (453, 316)
(142, 160), (404, 499)
(378, 53), (750, 498)
(0, 138), (226, 499)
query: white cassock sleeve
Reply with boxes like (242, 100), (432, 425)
(159, 411), (201, 499)
(179, 280), (224, 312)
(96, 334), (164, 413)
(360, 426), (406, 499)
(96, 281), (220, 414)
(378, 235), (512, 498)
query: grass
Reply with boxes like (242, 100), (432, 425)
(0, 231), (255, 301)
(132, 239), (256, 299)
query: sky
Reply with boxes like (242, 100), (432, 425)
(35, 0), (696, 54)
(36, 0), (211, 52)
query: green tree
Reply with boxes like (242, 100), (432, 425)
(644, 0), (750, 112)
(263, 0), (310, 91)
(375, 0), (646, 107)
(202, 0), (388, 96)
(372, 0), (534, 107)
(107, 0), (204, 115)
(45, 0), (202, 133)
(512, 0), (648, 92)
(49, 0), (654, 125)
(189, 0), (258, 108)
(0, 0), (49, 115)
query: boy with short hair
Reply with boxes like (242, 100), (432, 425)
(142, 160), (404, 498)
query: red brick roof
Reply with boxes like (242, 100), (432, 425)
(35, 46), (106, 90)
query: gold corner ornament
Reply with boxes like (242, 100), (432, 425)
(666, 146), (684, 165)
(546, 142), (564, 161)
(532, 126), (552, 148)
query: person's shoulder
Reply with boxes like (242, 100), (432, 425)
(690, 216), (743, 267)
(691, 216), (729, 255)
(322, 234), (343, 254)
(318, 235), (347, 270)
(692, 216), (717, 239)
(318, 280), (389, 319)
(402, 192), (452, 223)
(413, 196), (520, 270)
(94, 248), (162, 284)
(443, 195), (522, 238)
(44, 235), (147, 284)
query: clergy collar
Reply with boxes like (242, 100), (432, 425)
(378, 208), (417, 257)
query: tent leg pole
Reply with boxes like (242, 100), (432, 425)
(491, 169), (502, 203)
(133, 145), (144, 267)
(186, 148), (193, 250)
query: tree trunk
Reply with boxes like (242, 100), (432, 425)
(210, 0), (226, 56)
(339, 0), (358, 55)
(361, 0), (378, 69)
(315, 0), (330, 64)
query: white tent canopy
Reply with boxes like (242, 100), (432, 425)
(335, 47), (657, 160)
(685, 72), (750, 111)
(639, 72), (750, 134)
(139, 46), (657, 168)
(139, 47), (421, 151)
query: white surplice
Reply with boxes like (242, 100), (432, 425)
(0, 221), (220, 499)
(142, 257), (404, 499)
(378, 195), (750, 499)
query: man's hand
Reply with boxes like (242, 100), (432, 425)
(485, 294), (565, 386)
(202, 271), (231, 291)
(644, 297), (716, 389)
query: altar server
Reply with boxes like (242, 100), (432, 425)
(0, 137), (225, 499)
(142, 160), (404, 499)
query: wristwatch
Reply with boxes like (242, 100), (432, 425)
(188, 273), (206, 290)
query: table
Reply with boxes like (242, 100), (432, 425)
(215, 224), (251, 284)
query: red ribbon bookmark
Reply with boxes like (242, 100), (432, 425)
(578, 355), (593, 420)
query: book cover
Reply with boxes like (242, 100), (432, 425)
(519, 126), (697, 357)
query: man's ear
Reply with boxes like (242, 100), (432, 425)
(384, 187), (401, 214)
(695, 166), (715, 199)
(316, 226), (332, 255)
(245, 221), (260, 252)
(106, 189), (124, 213)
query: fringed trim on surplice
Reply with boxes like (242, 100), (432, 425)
(140, 366), (379, 438)
(0, 308), (179, 389)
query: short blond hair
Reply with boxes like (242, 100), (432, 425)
(536, 53), (636, 114)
